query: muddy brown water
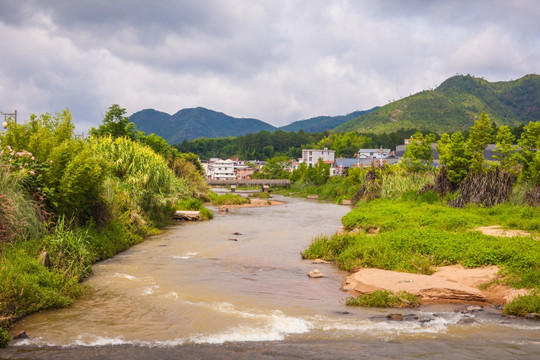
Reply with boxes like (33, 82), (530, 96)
(3, 193), (539, 359)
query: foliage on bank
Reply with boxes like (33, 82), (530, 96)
(0, 105), (209, 346)
(346, 290), (419, 308)
(302, 113), (540, 316)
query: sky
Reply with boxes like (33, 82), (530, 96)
(1, 0), (539, 134)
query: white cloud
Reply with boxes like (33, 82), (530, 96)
(0, 0), (538, 135)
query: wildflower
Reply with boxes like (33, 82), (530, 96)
(29, 170), (35, 175)
(31, 156), (35, 160)
(7, 145), (11, 151)
(19, 165), (23, 169)
(50, 160), (53, 163)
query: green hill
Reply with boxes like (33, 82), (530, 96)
(335, 74), (540, 134)
(278, 108), (378, 133)
(130, 107), (376, 144)
(130, 107), (277, 144)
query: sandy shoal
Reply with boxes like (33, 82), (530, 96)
(342, 264), (528, 305)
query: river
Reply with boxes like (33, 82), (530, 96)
(2, 193), (539, 359)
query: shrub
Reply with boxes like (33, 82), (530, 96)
(208, 192), (250, 205)
(503, 293), (540, 317)
(0, 327), (9, 348)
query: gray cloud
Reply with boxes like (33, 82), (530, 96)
(0, 0), (538, 133)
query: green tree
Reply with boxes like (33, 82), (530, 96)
(493, 125), (518, 170)
(314, 158), (330, 185)
(401, 132), (436, 171)
(90, 104), (136, 140)
(444, 132), (469, 185)
(289, 162), (307, 183)
(257, 156), (290, 179)
(436, 133), (451, 165)
(466, 112), (494, 174)
(137, 132), (173, 158)
(517, 121), (540, 183)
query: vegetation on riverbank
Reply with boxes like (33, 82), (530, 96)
(0, 106), (209, 346)
(175, 198), (213, 220)
(303, 115), (540, 314)
(346, 290), (419, 308)
(208, 192), (250, 205)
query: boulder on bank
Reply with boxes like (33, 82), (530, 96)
(172, 210), (200, 221)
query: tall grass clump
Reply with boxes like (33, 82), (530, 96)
(0, 169), (43, 244)
(380, 169), (435, 199)
(90, 136), (179, 226)
(346, 290), (419, 308)
(503, 292), (540, 316)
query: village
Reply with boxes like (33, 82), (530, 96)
(202, 139), (500, 180)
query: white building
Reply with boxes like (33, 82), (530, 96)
(301, 148), (335, 166)
(358, 148), (391, 159)
(209, 159), (236, 180)
(301, 148), (338, 176)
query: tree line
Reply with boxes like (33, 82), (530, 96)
(174, 128), (434, 160)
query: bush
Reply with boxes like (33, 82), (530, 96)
(208, 193), (250, 205)
(0, 327), (9, 348)
(503, 293), (540, 316)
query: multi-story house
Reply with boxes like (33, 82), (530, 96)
(301, 148), (338, 175)
(210, 159), (236, 180)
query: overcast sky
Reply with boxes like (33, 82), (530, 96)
(1, 0), (539, 133)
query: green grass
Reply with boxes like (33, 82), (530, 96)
(346, 290), (419, 308)
(208, 192), (250, 205)
(303, 198), (540, 306)
(503, 292), (540, 316)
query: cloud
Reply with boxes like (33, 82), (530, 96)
(0, 0), (538, 134)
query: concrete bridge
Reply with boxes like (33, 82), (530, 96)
(206, 179), (290, 192)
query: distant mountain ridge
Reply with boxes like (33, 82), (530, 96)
(131, 74), (540, 144)
(278, 108), (378, 133)
(130, 107), (372, 144)
(335, 74), (540, 134)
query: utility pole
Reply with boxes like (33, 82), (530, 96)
(1, 110), (17, 129)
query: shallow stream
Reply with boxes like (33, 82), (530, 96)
(3, 193), (539, 359)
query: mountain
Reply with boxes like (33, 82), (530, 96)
(335, 74), (540, 134)
(278, 108), (378, 133)
(131, 107), (276, 144)
(130, 107), (372, 144)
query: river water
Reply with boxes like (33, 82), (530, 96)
(3, 193), (540, 359)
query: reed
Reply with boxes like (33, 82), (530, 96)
(0, 168), (43, 244)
